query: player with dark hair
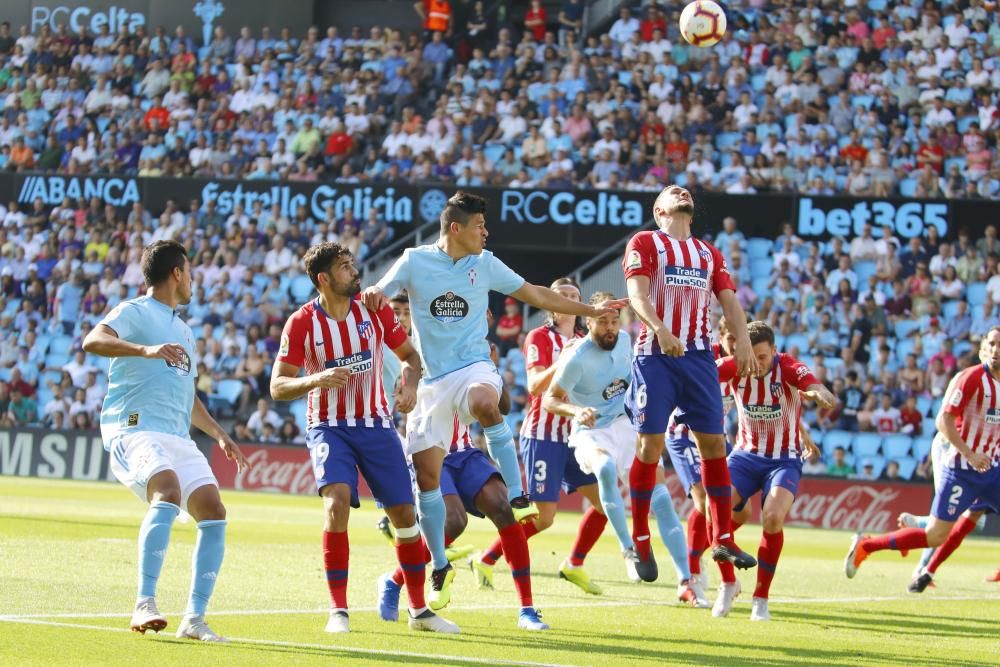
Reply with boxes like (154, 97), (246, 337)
(846, 327), (1000, 589)
(714, 321), (836, 620)
(270, 242), (457, 634)
(362, 191), (626, 608)
(623, 185), (760, 583)
(472, 277), (610, 596)
(83, 240), (250, 641)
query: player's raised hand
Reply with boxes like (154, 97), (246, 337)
(733, 337), (761, 376)
(313, 367), (351, 389)
(361, 286), (388, 311)
(589, 298), (630, 317)
(800, 387), (837, 410)
(395, 382), (417, 413)
(575, 407), (598, 428)
(143, 343), (186, 365)
(802, 432), (821, 463)
(219, 436), (251, 472)
(655, 325), (684, 357)
(967, 450), (991, 473)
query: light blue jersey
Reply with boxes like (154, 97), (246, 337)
(553, 330), (633, 431)
(376, 244), (525, 381)
(99, 295), (197, 447)
(382, 343), (401, 412)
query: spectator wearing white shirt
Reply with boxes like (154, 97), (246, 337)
(773, 239), (802, 271)
(849, 224), (879, 263)
(264, 235), (294, 276)
(826, 255), (859, 292)
(246, 399), (281, 438)
(925, 97), (955, 128)
(609, 7), (639, 44)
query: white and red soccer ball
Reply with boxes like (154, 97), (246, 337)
(679, 1), (728, 48)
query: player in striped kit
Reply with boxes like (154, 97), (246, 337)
(714, 321), (835, 621)
(853, 329), (1000, 592)
(270, 242), (457, 635)
(471, 277), (610, 596)
(378, 342), (548, 630)
(846, 327), (1000, 586)
(623, 185), (760, 582)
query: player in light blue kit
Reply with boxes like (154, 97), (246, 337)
(83, 241), (249, 641)
(363, 191), (626, 608)
(544, 292), (695, 596)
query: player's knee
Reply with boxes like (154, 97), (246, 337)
(386, 503), (418, 529)
(638, 434), (664, 459)
(479, 481), (515, 528)
(532, 511), (554, 532)
(695, 435), (726, 459)
(414, 468), (440, 491)
(760, 510), (783, 533)
(444, 508), (468, 539)
(596, 456), (617, 486)
(150, 488), (182, 506)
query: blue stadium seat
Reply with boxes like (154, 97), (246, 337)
(916, 395), (932, 416)
(967, 282), (987, 307)
(783, 333), (809, 355)
(48, 335), (74, 357)
(944, 157), (967, 173)
(851, 95), (874, 109)
(931, 397), (943, 416)
(0, 367), (10, 382)
(854, 261), (877, 284)
(289, 275), (314, 304)
(822, 430), (853, 457)
(857, 456), (886, 478)
(957, 116), (978, 133)
(912, 436), (934, 461)
(895, 456), (917, 480)
(921, 417), (936, 435)
(483, 144), (505, 164)
(674, 172), (688, 187)
(941, 301), (961, 319)
(852, 433), (883, 458)
(750, 73), (767, 91)
(2, 298), (20, 318)
(208, 379), (244, 416)
(749, 258), (773, 278)
(895, 338), (915, 360)
(715, 132), (741, 151)
(42, 370), (62, 387)
(899, 179), (917, 197)
(751, 276), (770, 295)
(290, 399), (308, 428)
(44, 353), (69, 370)
(747, 238), (772, 260)
(895, 319), (920, 339)
(882, 434), (913, 459)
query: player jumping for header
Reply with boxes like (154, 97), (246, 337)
(270, 242), (457, 634)
(83, 240), (250, 642)
(622, 185), (761, 582)
(363, 191), (626, 608)
(846, 327), (1000, 588)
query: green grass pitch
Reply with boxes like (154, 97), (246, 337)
(2, 477), (998, 666)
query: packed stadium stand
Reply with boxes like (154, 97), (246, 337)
(1, 0), (999, 485)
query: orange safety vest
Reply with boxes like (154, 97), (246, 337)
(426, 0), (451, 32)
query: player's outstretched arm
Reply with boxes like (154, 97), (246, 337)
(936, 410), (990, 472)
(511, 282), (628, 318)
(270, 361), (350, 402)
(82, 324), (186, 363)
(799, 424), (821, 463)
(800, 383), (837, 410)
(716, 290), (760, 376)
(542, 381), (596, 428)
(360, 286), (389, 311)
(192, 394), (250, 471)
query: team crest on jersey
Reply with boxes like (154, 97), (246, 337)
(357, 321), (373, 339)
(626, 250), (642, 269)
(430, 292), (469, 323)
(698, 248), (712, 262)
(467, 269), (477, 285)
(770, 382), (783, 395)
(166, 350), (192, 376)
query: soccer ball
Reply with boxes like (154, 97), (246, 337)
(679, 1), (727, 48)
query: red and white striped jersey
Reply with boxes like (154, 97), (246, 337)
(942, 364), (1000, 471)
(278, 299), (406, 430)
(667, 342), (733, 441)
(520, 324), (580, 443)
(718, 353), (818, 459)
(623, 230), (734, 356)
(448, 415), (475, 453)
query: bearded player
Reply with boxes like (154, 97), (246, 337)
(846, 327), (1000, 585)
(363, 191), (625, 608)
(623, 185), (760, 582)
(472, 277), (609, 596)
(714, 321), (836, 621)
(270, 242), (457, 634)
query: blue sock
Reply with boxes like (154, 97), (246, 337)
(918, 546), (935, 572)
(484, 422), (524, 499)
(185, 519), (227, 618)
(651, 484), (691, 582)
(417, 489), (448, 570)
(916, 515), (930, 529)
(595, 455), (633, 551)
(137, 501), (179, 599)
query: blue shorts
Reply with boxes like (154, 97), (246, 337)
(728, 449), (802, 512)
(664, 435), (702, 497)
(932, 465), (1000, 521)
(521, 436), (598, 502)
(306, 424), (414, 509)
(441, 448), (502, 519)
(625, 351), (724, 435)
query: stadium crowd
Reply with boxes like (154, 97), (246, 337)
(0, 2), (998, 195)
(0, 2), (999, 483)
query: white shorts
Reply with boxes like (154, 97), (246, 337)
(405, 361), (502, 455)
(570, 415), (639, 479)
(107, 431), (218, 511)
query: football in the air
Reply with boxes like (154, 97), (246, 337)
(679, 1), (728, 48)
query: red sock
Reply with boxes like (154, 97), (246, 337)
(481, 522), (539, 565)
(927, 516), (977, 574)
(569, 507), (608, 567)
(863, 527), (929, 554)
(754, 530), (784, 599)
(687, 508), (708, 575)
(391, 534), (454, 586)
(395, 540), (427, 610)
(629, 458), (658, 559)
(701, 457), (734, 547)
(716, 520), (743, 584)
(323, 530), (349, 609)
(498, 523), (532, 608)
